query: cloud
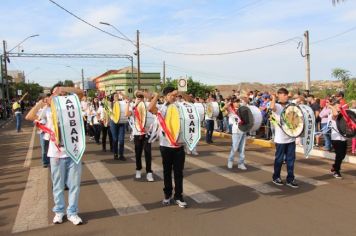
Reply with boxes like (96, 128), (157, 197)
(59, 5), (126, 38)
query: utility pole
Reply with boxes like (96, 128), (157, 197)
(304, 30), (311, 94)
(136, 30), (141, 90)
(0, 55), (5, 119)
(2, 40), (9, 101)
(81, 68), (85, 91)
(163, 60), (166, 85)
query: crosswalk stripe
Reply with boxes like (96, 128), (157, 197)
(12, 167), (49, 233)
(124, 145), (220, 204)
(186, 157), (281, 194)
(212, 152), (328, 186)
(85, 160), (148, 216)
(246, 151), (329, 185)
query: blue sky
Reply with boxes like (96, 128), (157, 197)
(1, 0), (356, 87)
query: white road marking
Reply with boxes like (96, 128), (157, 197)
(186, 157), (281, 194)
(125, 145), (220, 204)
(85, 160), (148, 216)
(12, 167), (49, 233)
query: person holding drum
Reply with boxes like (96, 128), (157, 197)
(328, 102), (349, 179)
(148, 87), (188, 208)
(26, 85), (85, 225)
(110, 93), (127, 161)
(125, 91), (154, 182)
(205, 94), (217, 144)
(222, 98), (248, 170)
(270, 88), (299, 188)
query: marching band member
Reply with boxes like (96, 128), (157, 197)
(205, 94), (216, 144)
(148, 87), (188, 208)
(91, 97), (102, 145)
(329, 103), (348, 179)
(270, 88), (299, 188)
(81, 96), (89, 135)
(125, 91), (154, 182)
(222, 98), (247, 170)
(99, 97), (113, 152)
(36, 94), (51, 168)
(26, 85), (84, 225)
(110, 93), (126, 161)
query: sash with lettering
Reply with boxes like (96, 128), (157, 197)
(299, 104), (315, 158)
(178, 102), (201, 151)
(52, 94), (86, 164)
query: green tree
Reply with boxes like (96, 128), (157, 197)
(63, 80), (74, 87)
(11, 82), (43, 101)
(161, 77), (214, 99)
(332, 68), (351, 86)
(345, 79), (356, 101)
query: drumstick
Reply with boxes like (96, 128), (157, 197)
(19, 92), (29, 103)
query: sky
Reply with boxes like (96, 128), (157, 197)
(0, 0), (355, 87)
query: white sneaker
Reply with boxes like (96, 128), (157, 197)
(67, 214), (83, 225)
(192, 151), (199, 156)
(175, 198), (188, 208)
(146, 172), (154, 182)
(238, 163), (247, 170)
(227, 161), (233, 169)
(135, 170), (141, 179)
(162, 197), (172, 206)
(53, 212), (65, 224)
(186, 150), (192, 155)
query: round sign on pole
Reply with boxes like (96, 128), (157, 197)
(178, 78), (187, 92)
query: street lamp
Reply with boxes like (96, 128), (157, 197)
(2, 34), (40, 102)
(8, 34), (40, 53)
(66, 65), (85, 90)
(99, 22), (140, 90)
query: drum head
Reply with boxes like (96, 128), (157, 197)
(237, 106), (254, 132)
(112, 101), (121, 123)
(165, 104), (180, 142)
(336, 110), (356, 138)
(206, 103), (213, 118)
(134, 102), (147, 132)
(51, 97), (61, 145)
(280, 104), (304, 137)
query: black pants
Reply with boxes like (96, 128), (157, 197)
(102, 126), (113, 151)
(205, 120), (214, 143)
(332, 140), (347, 172)
(93, 124), (102, 144)
(83, 117), (88, 135)
(160, 146), (185, 199)
(134, 135), (152, 173)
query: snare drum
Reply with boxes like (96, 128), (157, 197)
(205, 102), (219, 118)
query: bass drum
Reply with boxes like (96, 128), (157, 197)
(193, 103), (206, 121)
(206, 102), (219, 118)
(118, 101), (128, 123)
(237, 106), (254, 132)
(280, 104), (304, 138)
(248, 105), (263, 132)
(145, 102), (156, 130)
(336, 109), (356, 138)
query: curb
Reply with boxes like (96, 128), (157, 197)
(202, 129), (356, 164)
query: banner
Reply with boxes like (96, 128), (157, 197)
(178, 102), (201, 151)
(299, 104), (315, 158)
(53, 94), (86, 164)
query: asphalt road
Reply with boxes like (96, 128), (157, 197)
(1, 118), (356, 236)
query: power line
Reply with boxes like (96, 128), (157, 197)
(48, 0), (301, 57)
(311, 25), (356, 44)
(141, 37), (301, 56)
(48, 0), (132, 43)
